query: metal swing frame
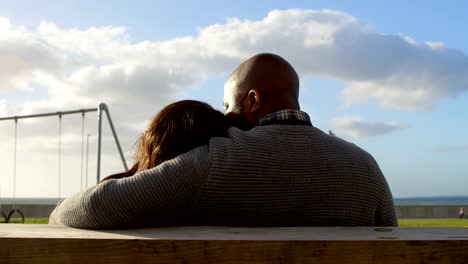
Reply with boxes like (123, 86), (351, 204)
(0, 103), (128, 222)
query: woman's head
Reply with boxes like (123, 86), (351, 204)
(135, 100), (228, 173)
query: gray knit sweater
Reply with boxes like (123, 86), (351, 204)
(49, 125), (397, 229)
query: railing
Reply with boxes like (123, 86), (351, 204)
(1, 225), (467, 263)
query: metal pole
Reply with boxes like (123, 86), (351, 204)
(0, 108), (97, 121)
(86, 134), (90, 188)
(80, 112), (85, 191)
(96, 104), (104, 183)
(58, 113), (62, 199)
(103, 104), (128, 171)
(13, 118), (17, 209)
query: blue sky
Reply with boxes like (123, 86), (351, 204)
(0, 0), (467, 198)
(3, 0), (468, 52)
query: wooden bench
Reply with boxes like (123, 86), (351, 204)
(1, 225), (468, 263)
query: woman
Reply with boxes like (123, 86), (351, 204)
(101, 100), (229, 182)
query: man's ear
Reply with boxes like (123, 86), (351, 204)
(247, 89), (261, 114)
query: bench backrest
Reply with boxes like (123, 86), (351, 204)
(1, 225), (468, 263)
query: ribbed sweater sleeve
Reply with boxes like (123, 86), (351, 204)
(378, 183), (398, 226)
(370, 157), (398, 227)
(49, 145), (210, 229)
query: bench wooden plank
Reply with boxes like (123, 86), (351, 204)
(2, 224), (468, 240)
(1, 225), (468, 263)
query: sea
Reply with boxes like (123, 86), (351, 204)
(1, 196), (468, 205)
(394, 196), (468, 206)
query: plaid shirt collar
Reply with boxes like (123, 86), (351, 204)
(256, 109), (312, 127)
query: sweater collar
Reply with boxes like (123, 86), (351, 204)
(256, 109), (312, 127)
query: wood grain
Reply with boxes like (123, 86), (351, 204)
(1, 225), (468, 263)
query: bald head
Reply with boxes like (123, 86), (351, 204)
(224, 53), (300, 129)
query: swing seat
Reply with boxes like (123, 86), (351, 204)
(0, 211), (7, 223)
(5, 208), (24, 224)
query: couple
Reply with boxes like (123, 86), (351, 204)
(49, 53), (397, 229)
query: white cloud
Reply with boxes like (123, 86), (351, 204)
(330, 116), (407, 138)
(0, 99), (10, 116)
(0, 18), (64, 91)
(2, 9), (468, 111)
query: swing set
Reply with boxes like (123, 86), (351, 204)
(0, 103), (128, 223)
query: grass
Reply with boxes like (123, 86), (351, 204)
(3, 218), (49, 224)
(398, 219), (468, 227)
(2, 218), (467, 227)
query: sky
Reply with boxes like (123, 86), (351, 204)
(0, 0), (467, 198)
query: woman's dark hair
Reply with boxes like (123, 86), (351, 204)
(101, 100), (228, 182)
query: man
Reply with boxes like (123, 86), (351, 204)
(50, 53), (397, 229)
